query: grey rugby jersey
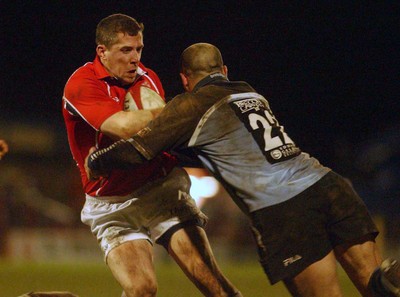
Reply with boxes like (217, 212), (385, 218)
(130, 74), (331, 213)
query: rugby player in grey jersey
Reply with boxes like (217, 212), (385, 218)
(85, 43), (400, 297)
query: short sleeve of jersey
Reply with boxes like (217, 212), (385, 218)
(63, 67), (121, 130)
(130, 93), (202, 159)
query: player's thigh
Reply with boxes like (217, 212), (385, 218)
(334, 235), (382, 292)
(107, 239), (157, 293)
(284, 251), (343, 297)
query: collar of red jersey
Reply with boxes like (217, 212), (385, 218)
(135, 66), (146, 78)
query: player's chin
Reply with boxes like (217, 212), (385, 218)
(121, 76), (136, 85)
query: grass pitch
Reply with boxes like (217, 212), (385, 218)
(0, 257), (359, 297)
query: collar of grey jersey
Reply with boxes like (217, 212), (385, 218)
(192, 72), (228, 93)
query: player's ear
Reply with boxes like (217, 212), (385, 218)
(222, 65), (228, 77)
(180, 73), (190, 92)
(96, 45), (107, 60)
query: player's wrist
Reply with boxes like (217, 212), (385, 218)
(150, 107), (163, 118)
(88, 140), (126, 171)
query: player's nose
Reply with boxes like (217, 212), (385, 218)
(130, 51), (140, 63)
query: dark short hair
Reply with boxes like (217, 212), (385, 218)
(96, 14), (144, 48)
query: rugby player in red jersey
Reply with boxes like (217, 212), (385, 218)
(62, 15), (241, 297)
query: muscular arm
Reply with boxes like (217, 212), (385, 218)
(86, 94), (203, 179)
(100, 108), (163, 140)
(64, 67), (165, 141)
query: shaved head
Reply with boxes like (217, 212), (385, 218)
(181, 43), (224, 79)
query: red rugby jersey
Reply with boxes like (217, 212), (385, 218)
(62, 56), (176, 197)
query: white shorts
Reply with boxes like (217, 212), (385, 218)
(81, 167), (207, 261)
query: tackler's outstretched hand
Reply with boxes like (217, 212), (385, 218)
(0, 139), (9, 160)
(84, 139), (148, 181)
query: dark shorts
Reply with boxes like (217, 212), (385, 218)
(250, 171), (379, 284)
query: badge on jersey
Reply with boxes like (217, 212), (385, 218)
(228, 93), (301, 164)
(124, 85), (165, 111)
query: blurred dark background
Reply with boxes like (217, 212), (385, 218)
(0, 1), (399, 259)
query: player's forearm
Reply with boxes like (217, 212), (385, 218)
(101, 109), (162, 140)
(87, 139), (147, 175)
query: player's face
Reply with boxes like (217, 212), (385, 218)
(100, 32), (144, 86)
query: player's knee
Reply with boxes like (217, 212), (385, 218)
(123, 285), (157, 297)
(123, 278), (157, 297)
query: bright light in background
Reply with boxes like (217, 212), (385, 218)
(189, 175), (220, 208)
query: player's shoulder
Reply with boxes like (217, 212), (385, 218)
(66, 62), (96, 85)
(65, 62), (98, 88)
(168, 92), (211, 117)
(63, 63), (101, 104)
(70, 62), (95, 77)
(171, 92), (198, 106)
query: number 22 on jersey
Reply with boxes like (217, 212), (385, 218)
(229, 93), (301, 164)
